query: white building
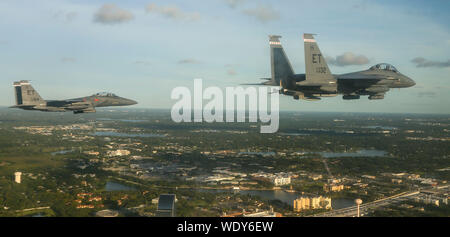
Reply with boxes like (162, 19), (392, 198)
(272, 176), (291, 186)
(14, 172), (22, 184)
(107, 149), (131, 157)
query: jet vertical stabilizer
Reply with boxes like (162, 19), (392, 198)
(300, 33), (336, 89)
(13, 80), (45, 106)
(269, 35), (295, 88)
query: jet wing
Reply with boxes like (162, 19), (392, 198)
(241, 80), (278, 86)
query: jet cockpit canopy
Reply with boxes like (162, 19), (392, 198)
(94, 92), (118, 97)
(370, 63), (398, 72)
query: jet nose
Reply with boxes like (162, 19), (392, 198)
(127, 99), (138, 105)
(407, 78), (416, 87)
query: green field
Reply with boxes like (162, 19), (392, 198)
(0, 154), (64, 176)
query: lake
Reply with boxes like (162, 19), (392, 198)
(195, 189), (355, 210)
(363, 125), (397, 130)
(97, 118), (147, 123)
(104, 182), (355, 210)
(105, 181), (137, 191)
(311, 149), (388, 158)
(238, 151), (276, 156)
(51, 150), (74, 155)
(93, 131), (166, 138)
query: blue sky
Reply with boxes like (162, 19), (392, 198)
(0, 0), (449, 113)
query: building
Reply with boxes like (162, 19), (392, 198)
(107, 149), (131, 157)
(309, 174), (323, 181)
(272, 176), (291, 186)
(223, 208), (282, 217)
(14, 172), (22, 184)
(293, 196), (332, 212)
(156, 194), (176, 217)
(152, 197), (159, 204)
(84, 151), (100, 156)
(324, 184), (345, 192)
(361, 175), (376, 180)
(96, 209), (119, 217)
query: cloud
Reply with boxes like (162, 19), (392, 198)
(225, 0), (246, 9)
(178, 58), (201, 64)
(61, 57), (76, 63)
(326, 52), (370, 67)
(242, 5), (279, 23)
(66, 12), (78, 22)
(145, 4), (200, 21)
(417, 91), (437, 98)
(53, 10), (78, 22)
(133, 61), (151, 66)
(411, 57), (450, 68)
(94, 4), (134, 24)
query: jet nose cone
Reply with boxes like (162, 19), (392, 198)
(128, 99), (138, 105)
(408, 78), (416, 87)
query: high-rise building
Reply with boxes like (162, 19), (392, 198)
(156, 194), (176, 217)
(293, 196), (331, 212)
(14, 172), (22, 184)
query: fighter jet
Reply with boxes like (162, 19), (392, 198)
(10, 80), (137, 114)
(250, 34), (415, 101)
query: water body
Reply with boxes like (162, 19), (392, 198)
(51, 150), (74, 156)
(194, 189), (354, 210)
(280, 129), (369, 136)
(239, 152), (276, 156)
(363, 125), (397, 130)
(102, 182), (354, 210)
(105, 181), (137, 191)
(279, 133), (310, 136)
(93, 131), (166, 138)
(312, 149), (388, 158)
(97, 118), (147, 123)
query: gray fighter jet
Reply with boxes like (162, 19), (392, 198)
(10, 80), (137, 114)
(252, 34), (415, 101)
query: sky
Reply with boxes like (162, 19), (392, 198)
(0, 0), (449, 114)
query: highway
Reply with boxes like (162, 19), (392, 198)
(311, 185), (448, 217)
(310, 190), (420, 217)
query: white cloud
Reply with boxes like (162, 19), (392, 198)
(242, 5), (279, 23)
(145, 3), (200, 21)
(133, 61), (151, 66)
(225, 0), (246, 9)
(53, 10), (78, 22)
(178, 58), (201, 64)
(326, 52), (370, 67)
(61, 57), (76, 63)
(93, 4), (134, 24)
(411, 57), (450, 68)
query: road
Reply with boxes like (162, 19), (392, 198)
(311, 185), (449, 217)
(310, 191), (420, 217)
